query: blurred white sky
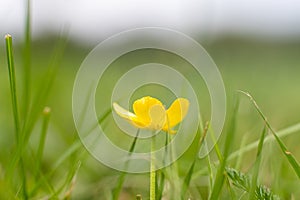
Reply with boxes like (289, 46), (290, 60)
(1, 0), (300, 44)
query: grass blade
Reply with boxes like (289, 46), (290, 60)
(156, 170), (165, 200)
(23, 33), (68, 143)
(208, 124), (223, 162)
(227, 122), (300, 163)
(62, 161), (81, 200)
(205, 141), (214, 193)
(234, 134), (248, 169)
(238, 90), (300, 179)
(23, 0), (31, 117)
(29, 141), (82, 196)
(5, 34), (20, 142)
(35, 107), (51, 179)
(248, 126), (267, 199)
(7, 33), (69, 185)
(50, 161), (81, 199)
(181, 160), (196, 199)
(112, 129), (140, 200)
(271, 131), (300, 178)
(210, 96), (239, 199)
(5, 34), (28, 199)
(181, 122), (208, 199)
(193, 122), (300, 180)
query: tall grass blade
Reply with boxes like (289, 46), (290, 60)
(23, 33), (68, 142)
(5, 34), (29, 199)
(271, 132), (300, 178)
(181, 160), (195, 199)
(156, 171), (165, 200)
(50, 108), (110, 174)
(35, 107), (51, 179)
(62, 161), (81, 200)
(228, 122), (300, 163)
(208, 125), (223, 162)
(193, 122), (300, 180)
(234, 134), (248, 169)
(50, 161), (81, 199)
(5, 34), (20, 142)
(181, 122), (208, 199)
(238, 90), (300, 179)
(248, 126), (267, 199)
(29, 141), (82, 196)
(7, 33), (69, 184)
(210, 96), (239, 199)
(205, 141), (214, 192)
(23, 0), (31, 117)
(20, 158), (28, 200)
(30, 106), (108, 197)
(112, 129), (140, 200)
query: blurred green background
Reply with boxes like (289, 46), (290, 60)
(0, 35), (299, 198)
(1, 0), (300, 199)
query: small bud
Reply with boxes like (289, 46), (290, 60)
(136, 194), (142, 200)
(285, 151), (291, 155)
(43, 106), (51, 115)
(5, 34), (12, 39)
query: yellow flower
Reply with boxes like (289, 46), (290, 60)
(113, 96), (189, 134)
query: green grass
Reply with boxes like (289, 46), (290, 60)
(1, 4), (300, 200)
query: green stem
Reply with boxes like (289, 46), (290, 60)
(157, 133), (169, 200)
(150, 134), (156, 200)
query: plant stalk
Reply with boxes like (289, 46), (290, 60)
(150, 134), (156, 200)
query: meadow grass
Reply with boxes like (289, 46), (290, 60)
(1, 3), (300, 200)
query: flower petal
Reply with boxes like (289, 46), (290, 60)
(133, 96), (163, 125)
(113, 103), (135, 119)
(164, 98), (189, 129)
(147, 104), (166, 130)
(113, 102), (147, 128)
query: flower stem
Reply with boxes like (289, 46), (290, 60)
(150, 135), (156, 200)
